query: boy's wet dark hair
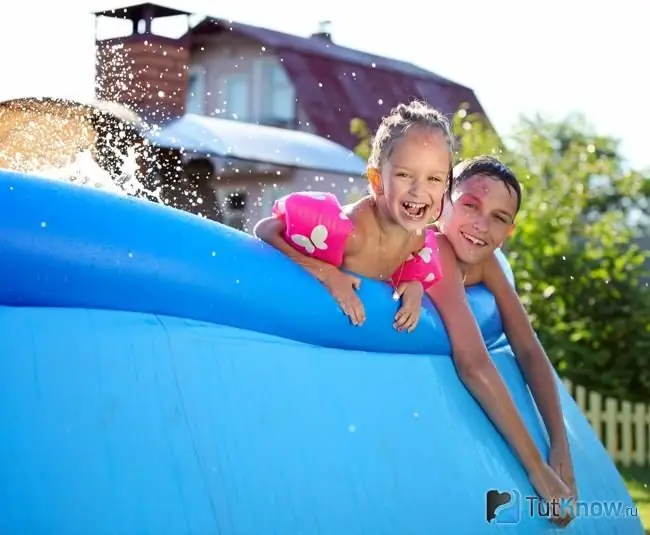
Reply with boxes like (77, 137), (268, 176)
(450, 156), (522, 215)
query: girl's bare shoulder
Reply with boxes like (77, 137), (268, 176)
(342, 196), (374, 252)
(343, 196), (373, 217)
(343, 197), (376, 231)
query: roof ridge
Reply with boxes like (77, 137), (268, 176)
(191, 17), (469, 89)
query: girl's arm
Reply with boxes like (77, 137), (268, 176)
(254, 216), (366, 325)
(426, 237), (547, 476)
(481, 254), (571, 452)
(254, 217), (334, 283)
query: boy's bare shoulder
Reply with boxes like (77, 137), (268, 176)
(430, 230), (453, 254)
(464, 254), (503, 287)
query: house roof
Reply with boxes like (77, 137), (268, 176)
(189, 18), (489, 149)
(145, 113), (367, 176)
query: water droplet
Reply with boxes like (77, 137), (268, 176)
(348, 424), (356, 433)
(127, 252), (133, 258)
(40, 221), (47, 228)
(211, 251), (216, 257)
(413, 412), (420, 418)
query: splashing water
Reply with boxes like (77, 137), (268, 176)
(0, 97), (163, 203)
(37, 146), (161, 203)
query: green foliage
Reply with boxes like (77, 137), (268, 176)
(350, 111), (650, 402)
(350, 117), (371, 161)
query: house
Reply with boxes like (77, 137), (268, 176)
(93, 2), (489, 230)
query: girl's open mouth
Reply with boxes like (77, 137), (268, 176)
(401, 201), (428, 220)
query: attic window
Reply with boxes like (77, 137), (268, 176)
(259, 60), (295, 125)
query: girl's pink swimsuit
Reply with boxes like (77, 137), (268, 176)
(272, 191), (443, 290)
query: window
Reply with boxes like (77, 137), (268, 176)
(224, 74), (250, 121)
(186, 66), (206, 115)
(260, 60), (295, 125)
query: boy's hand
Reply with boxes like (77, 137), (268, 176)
(393, 281), (424, 332)
(322, 268), (366, 326)
(529, 462), (575, 528)
(549, 442), (578, 499)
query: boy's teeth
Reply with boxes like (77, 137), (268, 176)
(461, 231), (486, 246)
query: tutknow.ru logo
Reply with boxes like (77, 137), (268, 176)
(486, 489), (639, 524)
(526, 495), (638, 520)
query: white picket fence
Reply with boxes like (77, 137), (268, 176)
(563, 379), (650, 467)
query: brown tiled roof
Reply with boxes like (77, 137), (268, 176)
(190, 18), (489, 150)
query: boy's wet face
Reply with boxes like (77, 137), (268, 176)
(439, 174), (518, 265)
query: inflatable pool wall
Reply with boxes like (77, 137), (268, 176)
(0, 169), (642, 535)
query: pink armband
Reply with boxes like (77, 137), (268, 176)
(390, 229), (443, 291)
(272, 191), (354, 267)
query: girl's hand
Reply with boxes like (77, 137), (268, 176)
(322, 268), (365, 326)
(393, 281), (424, 332)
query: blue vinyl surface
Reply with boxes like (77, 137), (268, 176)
(0, 170), (642, 534)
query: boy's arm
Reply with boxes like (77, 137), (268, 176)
(426, 237), (546, 477)
(481, 253), (570, 451)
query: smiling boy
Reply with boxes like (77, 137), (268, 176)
(428, 156), (577, 527)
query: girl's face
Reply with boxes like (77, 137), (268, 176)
(370, 127), (450, 232)
(439, 174), (518, 265)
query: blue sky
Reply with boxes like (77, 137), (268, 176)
(2, 0), (648, 169)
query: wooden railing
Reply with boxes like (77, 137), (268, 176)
(563, 379), (650, 467)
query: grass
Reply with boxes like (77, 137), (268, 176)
(619, 464), (650, 534)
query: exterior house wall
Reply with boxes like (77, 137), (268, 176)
(181, 33), (366, 232)
(207, 159), (366, 233)
(187, 33), (315, 133)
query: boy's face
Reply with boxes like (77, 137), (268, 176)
(439, 174), (518, 265)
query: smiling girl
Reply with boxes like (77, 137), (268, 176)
(254, 100), (452, 331)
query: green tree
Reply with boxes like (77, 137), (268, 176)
(351, 110), (650, 402)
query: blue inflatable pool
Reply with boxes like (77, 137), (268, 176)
(0, 169), (642, 534)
